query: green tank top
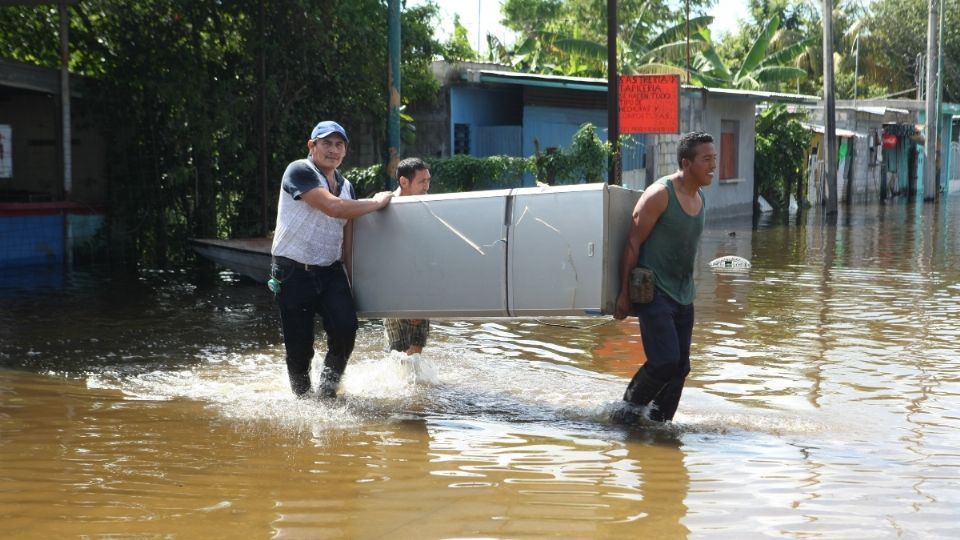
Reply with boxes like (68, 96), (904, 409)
(636, 176), (705, 305)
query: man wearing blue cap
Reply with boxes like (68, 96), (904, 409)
(271, 120), (393, 398)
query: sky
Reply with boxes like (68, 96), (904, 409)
(409, 0), (751, 56)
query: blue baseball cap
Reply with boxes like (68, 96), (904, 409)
(310, 121), (349, 143)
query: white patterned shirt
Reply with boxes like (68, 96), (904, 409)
(271, 158), (355, 266)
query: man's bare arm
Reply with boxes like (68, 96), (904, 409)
(614, 183), (669, 319)
(300, 188), (392, 219)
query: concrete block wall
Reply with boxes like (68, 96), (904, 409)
(809, 104), (918, 204)
(653, 136), (680, 180)
(848, 134), (882, 202)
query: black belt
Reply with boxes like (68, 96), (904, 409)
(273, 256), (340, 272)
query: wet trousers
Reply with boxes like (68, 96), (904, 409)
(625, 287), (695, 421)
(273, 259), (358, 396)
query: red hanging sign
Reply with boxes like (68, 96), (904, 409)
(881, 132), (897, 149)
(619, 75), (680, 134)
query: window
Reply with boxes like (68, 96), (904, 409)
(454, 123), (470, 155)
(720, 120), (739, 180)
(0, 124), (11, 178)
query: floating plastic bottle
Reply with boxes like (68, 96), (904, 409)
(708, 255), (752, 271)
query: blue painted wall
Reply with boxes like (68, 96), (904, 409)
(522, 106), (607, 157)
(915, 110), (958, 197)
(0, 214), (64, 267)
(523, 106), (645, 184)
(450, 87), (646, 186)
(450, 87), (523, 156)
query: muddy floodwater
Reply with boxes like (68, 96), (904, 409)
(2, 199), (960, 539)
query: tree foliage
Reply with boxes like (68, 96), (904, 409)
(491, 1), (817, 90)
(867, 0), (959, 102)
(441, 14), (478, 62)
(692, 15), (811, 90)
(534, 123), (610, 184)
(754, 104), (810, 210)
(347, 123), (610, 195)
(712, 0), (959, 99)
(0, 0), (444, 267)
(347, 155), (531, 196)
(492, 0), (712, 77)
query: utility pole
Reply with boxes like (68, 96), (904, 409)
(915, 53), (924, 100)
(922, 0), (939, 201)
(822, 0), (837, 213)
(387, 0), (401, 189)
(607, 0), (621, 186)
(685, 0), (691, 83)
(852, 33), (859, 101)
(59, 1), (71, 200)
(258, 0), (269, 236)
(477, 0), (482, 56)
(935, 0), (945, 195)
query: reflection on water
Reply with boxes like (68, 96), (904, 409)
(2, 198), (960, 538)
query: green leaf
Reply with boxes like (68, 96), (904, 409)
(753, 65), (809, 84)
(697, 42), (732, 82)
(734, 75), (761, 90)
(515, 35), (538, 56)
(629, 62), (690, 77)
(634, 40), (706, 65)
(735, 15), (780, 83)
(554, 38), (607, 60)
(648, 15), (714, 49)
(761, 37), (816, 68)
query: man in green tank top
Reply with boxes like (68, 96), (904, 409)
(613, 131), (717, 423)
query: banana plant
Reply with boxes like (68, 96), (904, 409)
(548, 15), (714, 77)
(486, 13), (809, 91)
(691, 15), (812, 90)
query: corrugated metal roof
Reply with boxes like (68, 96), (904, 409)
(704, 86), (819, 103)
(801, 122), (861, 138)
(477, 70), (608, 92)
(854, 106), (909, 115)
(475, 70), (820, 103)
(825, 105), (912, 115)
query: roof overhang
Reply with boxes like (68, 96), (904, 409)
(477, 70), (608, 93)
(941, 103), (960, 115)
(474, 70), (819, 104)
(0, 57), (86, 95)
(703, 87), (819, 104)
(0, 1), (78, 5)
(849, 106), (910, 116)
(802, 122), (861, 138)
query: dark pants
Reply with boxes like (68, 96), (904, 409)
(625, 287), (694, 421)
(272, 259), (358, 396)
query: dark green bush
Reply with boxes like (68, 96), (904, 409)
(755, 104), (811, 210)
(345, 122), (613, 198)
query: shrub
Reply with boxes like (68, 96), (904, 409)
(344, 122), (613, 197)
(755, 105), (811, 210)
